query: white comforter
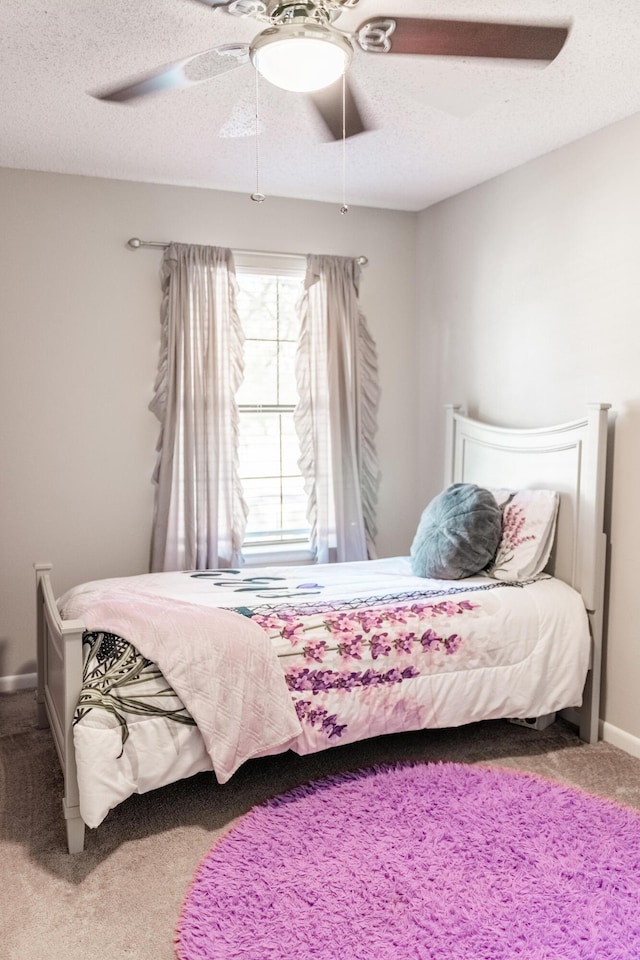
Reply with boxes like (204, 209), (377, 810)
(58, 558), (591, 829)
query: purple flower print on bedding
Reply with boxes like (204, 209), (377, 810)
(295, 700), (347, 739)
(369, 633), (392, 659)
(250, 591), (489, 740)
(443, 633), (462, 654)
(281, 619), (305, 642)
(251, 612), (287, 633)
(419, 628), (462, 654)
(420, 628), (441, 651)
(242, 581), (522, 743)
(254, 597), (479, 671)
(287, 664), (421, 697)
(301, 638), (327, 663)
(336, 635), (364, 660)
(490, 498), (536, 575)
(393, 632), (416, 654)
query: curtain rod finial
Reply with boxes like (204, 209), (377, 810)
(127, 238), (142, 249)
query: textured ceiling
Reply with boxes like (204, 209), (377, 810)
(2, 0), (640, 211)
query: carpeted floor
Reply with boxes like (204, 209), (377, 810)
(3, 688), (640, 960)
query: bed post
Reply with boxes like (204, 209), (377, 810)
(35, 563), (87, 853)
(577, 403), (610, 744)
(35, 562), (53, 730)
(443, 404), (464, 487)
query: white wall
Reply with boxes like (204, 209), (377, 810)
(0, 168), (419, 682)
(416, 111), (640, 741)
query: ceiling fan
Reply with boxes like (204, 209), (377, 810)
(93, 0), (570, 141)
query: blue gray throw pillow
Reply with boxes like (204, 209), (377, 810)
(410, 483), (502, 580)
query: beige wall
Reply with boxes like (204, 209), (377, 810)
(416, 111), (640, 741)
(0, 168), (419, 681)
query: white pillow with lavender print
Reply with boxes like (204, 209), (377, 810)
(486, 489), (559, 581)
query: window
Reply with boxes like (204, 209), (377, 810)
(234, 254), (310, 560)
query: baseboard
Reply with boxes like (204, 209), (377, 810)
(600, 720), (640, 761)
(0, 672), (37, 694)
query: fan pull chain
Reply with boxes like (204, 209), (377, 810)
(251, 68), (266, 203)
(340, 70), (348, 215)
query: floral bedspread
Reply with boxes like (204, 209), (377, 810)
(58, 557), (591, 828)
(251, 589), (491, 750)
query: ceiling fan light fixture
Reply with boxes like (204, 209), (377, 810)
(250, 23), (353, 93)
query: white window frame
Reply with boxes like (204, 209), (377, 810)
(234, 251), (313, 567)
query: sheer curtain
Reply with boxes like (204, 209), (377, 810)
(295, 254), (380, 564)
(149, 243), (248, 572)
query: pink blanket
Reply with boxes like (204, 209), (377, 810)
(79, 591), (302, 783)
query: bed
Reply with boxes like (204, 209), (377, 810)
(35, 404), (610, 853)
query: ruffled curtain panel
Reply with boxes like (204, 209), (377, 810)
(295, 254), (380, 563)
(149, 243), (248, 572)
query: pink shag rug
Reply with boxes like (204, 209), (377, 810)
(176, 762), (640, 959)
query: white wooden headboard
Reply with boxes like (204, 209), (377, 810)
(443, 403), (611, 743)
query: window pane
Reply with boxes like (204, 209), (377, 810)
(242, 477), (282, 539)
(238, 412), (282, 480)
(242, 478), (308, 543)
(277, 278), (304, 340)
(236, 275), (278, 339)
(278, 340), (298, 405)
(237, 340), (278, 405)
(243, 477), (309, 543)
(280, 414), (301, 475)
(280, 476), (309, 532)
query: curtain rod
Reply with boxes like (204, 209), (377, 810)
(126, 237), (368, 266)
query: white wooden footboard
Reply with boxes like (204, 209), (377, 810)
(35, 563), (87, 853)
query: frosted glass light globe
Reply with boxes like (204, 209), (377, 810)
(251, 25), (353, 93)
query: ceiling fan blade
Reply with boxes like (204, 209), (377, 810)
(356, 18), (569, 63)
(93, 44), (250, 103)
(310, 78), (368, 141)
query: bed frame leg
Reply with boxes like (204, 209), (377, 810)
(579, 667), (599, 744)
(64, 802), (86, 854)
(36, 698), (49, 730)
(35, 562), (87, 854)
(580, 602), (604, 744)
(35, 563), (52, 730)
